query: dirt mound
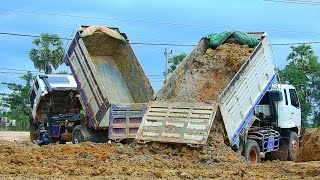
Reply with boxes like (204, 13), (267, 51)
(297, 128), (320, 162)
(0, 140), (319, 179)
(170, 43), (253, 102)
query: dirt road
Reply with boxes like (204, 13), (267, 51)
(0, 131), (29, 141)
(0, 130), (319, 179)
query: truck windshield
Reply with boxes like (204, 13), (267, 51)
(47, 77), (70, 84)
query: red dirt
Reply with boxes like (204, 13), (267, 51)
(297, 128), (320, 162)
(168, 43), (253, 102)
(0, 138), (319, 179)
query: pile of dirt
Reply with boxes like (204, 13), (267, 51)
(171, 43), (253, 102)
(0, 140), (319, 179)
(297, 128), (320, 162)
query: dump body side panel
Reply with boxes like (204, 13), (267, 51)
(66, 32), (107, 128)
(218, 35), (276, 146)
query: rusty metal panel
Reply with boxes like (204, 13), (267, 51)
(109, 103), (147, 141)
(136, 101), (218, 146)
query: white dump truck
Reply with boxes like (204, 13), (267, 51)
(29, 74), (83, 144)
(65, 25), (154, 143)
(136, 32), (301, 163)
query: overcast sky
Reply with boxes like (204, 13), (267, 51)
(0, 0), (319, 93)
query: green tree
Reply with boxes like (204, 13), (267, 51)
(57, 70), (70, 74)
(0, 71), (33, 131)
(164, 53), (187, 76)
(287, 44), (315, 68)
(29, 33), (65, 73)
(280, 45), (320, 127)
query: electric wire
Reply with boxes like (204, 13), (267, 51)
(264, 0), (320, 5)
(1, 31), (320, 46)
(1, 9), (320, 34)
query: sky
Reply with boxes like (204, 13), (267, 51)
(0, 0), (319, 93)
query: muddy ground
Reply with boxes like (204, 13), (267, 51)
(0, 131), (29, 142)
(0, 130), (319, 179)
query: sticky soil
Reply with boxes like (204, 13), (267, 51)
(170, 43), (253, 102)
(297, 128), (320, 162)
(0, 130), (319, 179)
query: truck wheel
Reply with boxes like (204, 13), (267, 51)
(288, 131), (299, 161)
(242, 139), (261, 163)
(72, 125), (84, 144)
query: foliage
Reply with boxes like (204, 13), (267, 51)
(0, 72), (33, 131)
(29, 33), (65, 73)
(57, 70), (70, 74)
(164, 53), (187, 76)
(279, 44), (320, 127)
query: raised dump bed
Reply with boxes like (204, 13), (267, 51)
(65, 25), (154, 142)
(137, 31), (277, 147)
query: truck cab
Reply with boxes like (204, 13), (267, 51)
(29, 74), (83, 144)
(251, 84), (301, 161)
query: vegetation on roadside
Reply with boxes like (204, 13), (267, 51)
(0, 72), (33, 131)
(279, 44), (320, 127)
(164, 53), (187, 76)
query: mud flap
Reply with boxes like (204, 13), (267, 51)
(136, 101), (218, 146)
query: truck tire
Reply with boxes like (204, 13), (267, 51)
(72, 125), (84, 144)
(242, 139), (261, 163)
(288, 131), (299, 161)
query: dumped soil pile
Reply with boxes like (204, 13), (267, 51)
(0, 140), (320, 179)
(169, 43), (253, 102)
(297, 128), (320, 162)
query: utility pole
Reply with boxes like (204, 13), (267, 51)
(164, 48), (172, 82)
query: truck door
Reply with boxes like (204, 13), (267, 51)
(278, 87), (301, 133)
(288, 88), (301, 130)
(277, 85), (301, 134)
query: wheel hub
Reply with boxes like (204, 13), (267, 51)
(249, 149), (258, 163)
(74, 132), (82, 144)
(291, 139), (298, 156)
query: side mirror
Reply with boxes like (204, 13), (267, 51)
(305, 89), (311, 103)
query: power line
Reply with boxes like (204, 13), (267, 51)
(0, 67), (164, 77)
(0, 67), (39, 73)
(1, 31), (320, 47)
(264, 0), (320, 5)
(1, 9), (320, 35)
(272, 41), (320, 45)
(130, 42), (195, 47)
(0, 32), (71, 40)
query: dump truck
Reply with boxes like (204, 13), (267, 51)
(64, 25), (154, 143)
(29, 74), (83, 144)
(136, 31), (302, 163)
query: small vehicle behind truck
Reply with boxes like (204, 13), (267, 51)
(136, 31), (302, 163)
(65, 25), (154, 143)
(29, 74), (83, 144)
